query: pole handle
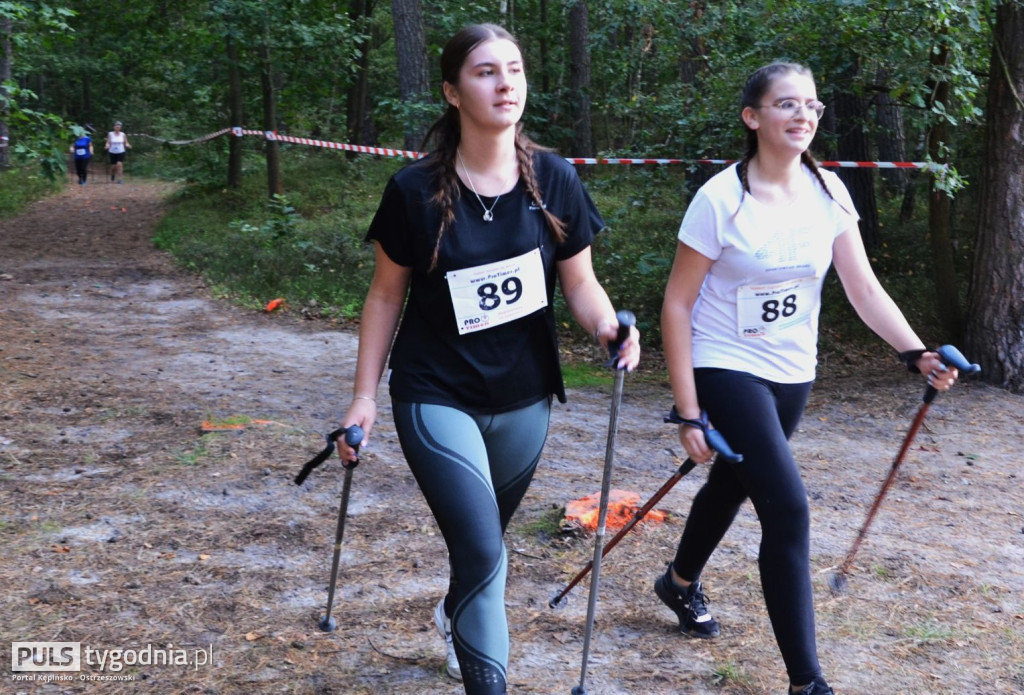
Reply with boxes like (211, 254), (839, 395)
(605, 310), (636, 366)
(294, 424), (365, 485)
(664, 407), (743, 463)
(923, 345), (981, 404)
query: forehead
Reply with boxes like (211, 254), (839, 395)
(765, 71), (817, 97)
(463, 38), (523, 69)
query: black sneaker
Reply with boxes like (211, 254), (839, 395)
(790, 677), (834, 694)
(654, 568), (720, 638)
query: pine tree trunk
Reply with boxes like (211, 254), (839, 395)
(226, 35), (244, 189)
(965, 2), (1024, 392)
(346, 0), (374, 150)
(926, 41), (964, 341)
(391, 0), (429, 151)
(0, 17), (11, 170)
(569, 1), (594, 158)
(835, 65), (880, 250)
(260, 43), (282, 198)
(873, 67), (909, 192)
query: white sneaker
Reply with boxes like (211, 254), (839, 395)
(433, 598), (462, 680)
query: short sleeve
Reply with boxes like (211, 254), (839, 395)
(677, 190), (722, 261)
(547, 156), (605, 261)
(823, 170), (860, 227)
(365, 176), (415, 267)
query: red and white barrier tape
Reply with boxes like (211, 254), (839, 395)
(128, 127), (945, 170)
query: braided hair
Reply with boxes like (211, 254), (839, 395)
(736, 62), (848, 215)
(420, 24), (566, 271)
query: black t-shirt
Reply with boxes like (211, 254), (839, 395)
(366, 150), (604, 413)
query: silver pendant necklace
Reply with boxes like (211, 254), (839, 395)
(457, 149), (513, 222)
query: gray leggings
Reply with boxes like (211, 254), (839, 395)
(393, 398), (551, 695)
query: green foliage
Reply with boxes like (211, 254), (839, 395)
(584, 166), (686, 347)
(6, 0), (996, 364)
(1, 82), (73, 179)
(153, 151), (390, 319)
(0, 164), (62, 218)
(149, 148), (970, 359)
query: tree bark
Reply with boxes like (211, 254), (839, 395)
(873, 67), (909, 192)
(568, 1), (594, 157)
(226, 34), (244, 189)
(259, 42), (282, 197)
(391, 0), (429, 151)
(926, 40), (965, 341)
(835, 64), (880, 250)
(0, 16), (11, 169)
(965, 2), (1024, 392)
(346, 0), (374, 149)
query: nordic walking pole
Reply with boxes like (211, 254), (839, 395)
(572, 310), (634, 695)
(550, 420), (741, 609)
(293, 424), (366, 631)
(828, 345), (979, 594)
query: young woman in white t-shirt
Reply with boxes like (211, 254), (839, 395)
(657, 62), (961, 695)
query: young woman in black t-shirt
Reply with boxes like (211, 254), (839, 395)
(336, 23), (640, 695)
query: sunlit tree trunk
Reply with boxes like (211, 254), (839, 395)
(966, 2), (1024, 392)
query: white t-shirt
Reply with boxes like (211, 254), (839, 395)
(678, 163), (859, 383)
(107, 131), (127, 154)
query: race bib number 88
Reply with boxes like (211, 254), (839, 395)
(446, 248), (548, 335)
(736, 276), (817, 339)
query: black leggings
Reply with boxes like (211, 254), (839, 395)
(672, 368), (819, 685)
(393, 399), (550, 695)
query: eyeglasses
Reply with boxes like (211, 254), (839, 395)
(757, 99), (826, 119)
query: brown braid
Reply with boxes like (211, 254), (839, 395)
(732, 127), (759, 216)
(515, 127), (567, 244)
(801, 151), (853, 215)
(422, 108), (462, 272)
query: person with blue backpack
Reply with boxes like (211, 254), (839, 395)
(70, 130), (94, 185)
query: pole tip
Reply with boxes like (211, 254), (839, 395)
(318, 616), (338, 632)
(827, 572), (848, 595)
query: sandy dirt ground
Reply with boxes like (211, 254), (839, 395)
(1, 178), (1022, 694)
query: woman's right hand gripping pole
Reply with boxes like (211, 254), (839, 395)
(338, 242), (412, 464)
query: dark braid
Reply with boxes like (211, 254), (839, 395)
(734, 127), (759, 213)
(422, 108), (462, 271)
(514, 127), (567, 244)
(801, 150), (852, 214)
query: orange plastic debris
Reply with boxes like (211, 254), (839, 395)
(201, 418), (289, 432)
(563, 489), (667, 532)
(265, 298), (285, 312)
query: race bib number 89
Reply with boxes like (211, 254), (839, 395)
(736, 276), (817, 339)
(446, 248), (548, 335)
